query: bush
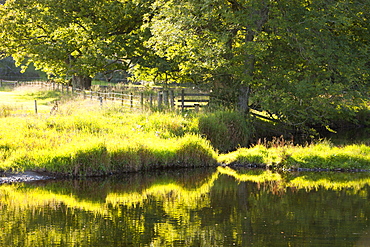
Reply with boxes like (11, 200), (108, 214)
(198, 111), (251, 153)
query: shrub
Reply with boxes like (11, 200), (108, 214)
(198, 111), (251, 153)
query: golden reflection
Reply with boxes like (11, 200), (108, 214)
(218, 166), (370, 195)
(1, 167), (370, 216)
(1, 167), (370, 246)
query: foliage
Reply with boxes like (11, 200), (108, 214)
(1, 0), (369, 128)
(0, 0), (153, 88)
(0, 57), (46, 79)
(143, 0), (370, 127)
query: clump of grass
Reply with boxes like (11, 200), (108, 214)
(218, 145), (280, 167)
(0, 104), (16, 117)
(39, 141), (111, 176)
(139, 112), (198, 138)
(198, 111), (252, 153)
(174, 134), (218, 167)
(7, 140), (111, 176)
(219, 139), (370, 170)
(289, 142), (370, 170)
(108, 134), (217, 173)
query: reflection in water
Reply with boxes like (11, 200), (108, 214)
(1, 167), (370, 246)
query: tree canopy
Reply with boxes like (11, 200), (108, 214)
(146, 0), (369, 127)
(0, 0), (369, 128)
(0, 0), (152, 88)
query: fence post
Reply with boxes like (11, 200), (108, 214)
(157, 91), (163, 109)
(169, 90), (174, 109)
(0, 79), (2, 87)
(194, 103), (200, 113)
(181, 89), (185, 112)
(163, 90), (169, 106)
(130, 93), (134, 109)
(34, 100), (38, 114)
(99, 96), (103, 107)
(149, 94), (153, 107)
(140, 93), (144, 108)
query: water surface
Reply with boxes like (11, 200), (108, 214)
(1, 167), (370, 246)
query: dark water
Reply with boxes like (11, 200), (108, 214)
(1, 167), (370, 246)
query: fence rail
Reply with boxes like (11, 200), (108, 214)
(1, 79), (211, 111)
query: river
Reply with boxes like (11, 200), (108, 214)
(1, 166), (370, 246)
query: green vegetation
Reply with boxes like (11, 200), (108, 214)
(0, 0), (368, 129)
(0, 89), (218, 175)
(219, 142), (370, 170)
(0, 88), (369, 176)
(198, 111), (252, 153)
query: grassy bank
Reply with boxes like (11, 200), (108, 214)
(219, 141), (370, 170)
(0, 88), (369, 176)
(0, 101), (217, 176)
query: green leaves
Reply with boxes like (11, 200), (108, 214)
(0, 0), (153, 85)
(0, 0), (368, 126)
(141, 0), (369, 127)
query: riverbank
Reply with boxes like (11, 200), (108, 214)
(0, 170), (55, 184)
(0, 88), (369, 177)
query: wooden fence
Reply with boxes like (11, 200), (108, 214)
(1, 80), (210, 111)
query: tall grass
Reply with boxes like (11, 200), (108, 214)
(0, 96), (218, 176)
(198, 111), (252, 153)
(0, 89), (368, 176)
(218, 140), (370, 170)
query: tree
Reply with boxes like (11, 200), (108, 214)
(143, 0), (370, 127)
(0, 0), (152, 89)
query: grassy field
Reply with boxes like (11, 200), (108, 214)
(0, 87), (369, 176)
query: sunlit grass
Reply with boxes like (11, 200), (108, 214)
(0, 88), (369, 175)
(218, 141), (370, 170)
(0, 90), (218, 175)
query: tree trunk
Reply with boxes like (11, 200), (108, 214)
(71, 75), (92, 89)
(238, 85), (250, 115)
(237, 4), (269, 115)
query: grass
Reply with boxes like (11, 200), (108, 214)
(0, 89), (218, 175)
(218, 140), (370, 170)
(0, 87), (369, 176)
